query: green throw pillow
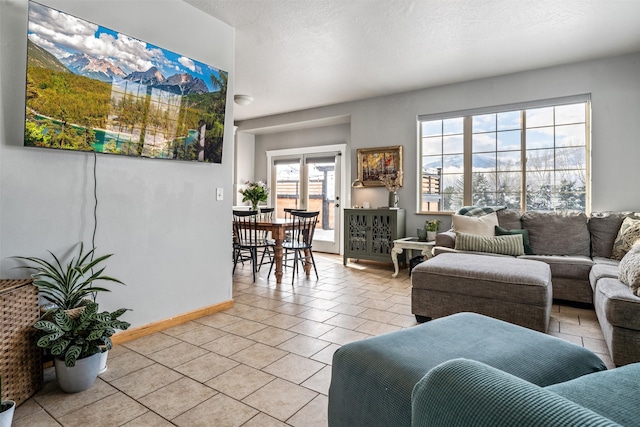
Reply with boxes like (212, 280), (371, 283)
(495, 225), (534, 255)
(455, 232), (525, 256)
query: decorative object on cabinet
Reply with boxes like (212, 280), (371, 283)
(356, 146), (403, 187)
(343, 208), (406, 265)
(379, 170), (403, 208)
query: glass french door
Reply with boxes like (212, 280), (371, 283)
(270, 151), (342, 254)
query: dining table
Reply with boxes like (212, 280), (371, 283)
(255, 218), (312, 284)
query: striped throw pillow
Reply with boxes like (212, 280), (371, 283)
(454, 232), (525, 256)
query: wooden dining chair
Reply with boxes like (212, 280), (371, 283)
(232, 210), (270, 282)
(269, 210), (319, 285)
(258, 207), (275, 269)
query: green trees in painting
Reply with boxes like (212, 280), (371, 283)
(25, 64), (227, 162)
(25, 66), (107, 151)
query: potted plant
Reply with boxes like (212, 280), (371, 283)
(425, 219), (441, 241)
(13, 242), (124, 314)
(34, 302), (130, 393)
(0, 376), (15, 427)
(238, 180), (269, 211)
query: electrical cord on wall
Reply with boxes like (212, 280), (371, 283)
(90, 151), (98, 302)
(92, 151), (98, 253)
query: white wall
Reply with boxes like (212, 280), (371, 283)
(234, 131), (255, 205)
(238, 52), (640, 233)
(0, 0), (235, 328)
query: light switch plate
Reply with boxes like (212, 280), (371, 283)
(216, 188), (223, 201)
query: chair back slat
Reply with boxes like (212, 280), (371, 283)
(259, 207), (275, 222)
(290, 211), (319, 247)
(284, 208), (306, 221)
(233, 210), (259, 246)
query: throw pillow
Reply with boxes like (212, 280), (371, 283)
(619, 243), (640, 297)
(495, 226), (534, 255)
(452, 212), (499, 237)
(611, 217), (640, 260)
(454, 232), (525, 256)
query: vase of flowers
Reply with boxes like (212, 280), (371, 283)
(239, 180), (269, 211)
(379, 171), (403, 208)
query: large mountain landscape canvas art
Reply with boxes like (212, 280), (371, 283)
(24, 1), (228, 163)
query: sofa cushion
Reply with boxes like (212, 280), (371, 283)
(589, 263), (619, 291)
(594, 277), (640, 330)
(519, 254), (592, 281)
(496, 209), (523, 230)
(455, 232), (525, 256)
(495, 225), (533, 254)
(619, 243), (640, 297)
(612, 216), (640, 260)
(522, 210), (590, 256)
(546, 362), (640, 426)
(589, 211), (640, 258)
(451, 212), (498, 236)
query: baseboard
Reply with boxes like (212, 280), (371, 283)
(111, 299), (234, 345)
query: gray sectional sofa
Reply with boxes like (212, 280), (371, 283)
(426, 210), (640, 366)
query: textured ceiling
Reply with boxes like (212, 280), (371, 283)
(184, 0), (640, 121)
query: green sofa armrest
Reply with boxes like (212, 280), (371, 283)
(411, 359), (620, 427)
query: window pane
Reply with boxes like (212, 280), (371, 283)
(526, 128), (554, 149)
(496, 192), (521, 209)
(555, 124), (585, 147)
(443, 117), (463, 135)
(443, 135), (463, 154)
(442, 173), (464, 191)
(421, 170), (443, 212)
(526, 172), (553, 211)
(497, 151), (521, 171)
(441, 173), (464, 212)
(275, 162), (301, 217)
(473, 114), (496, 133)
(497, 130), (521, 151)
(555, 169), (586, 211)
(526, 107), (554, 127)
(422, 155), (442, 174)
(472, 133), (496, 152)
(497, 172), (521, 192)
(422, 120), (442, 137)
(526, 149), (554, 171)
(497, 111), (520, 131)
(472, 172), (496, 206)
(472, 152), (495, 173)
(555, 147), (585, 170)
(442, 154), (464, 174)
(422, 136), (442, 155)
(555, 169), (586, 190)
(555, 103), (585, 125)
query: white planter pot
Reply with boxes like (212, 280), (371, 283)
(99, 349), (109, 374)
(54, 353), (101, 393)
(427, 231), (437, 241)
(0, 400), (15, 427)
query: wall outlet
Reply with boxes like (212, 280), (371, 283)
(216, 188), (223, 201)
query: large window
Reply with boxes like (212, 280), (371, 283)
(419, 96), (590, 213)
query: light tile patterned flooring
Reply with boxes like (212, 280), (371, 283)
(13, 253), (614, 426)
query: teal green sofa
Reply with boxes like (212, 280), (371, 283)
(328, 313), (607, 427)
(413, 358), (640, 426)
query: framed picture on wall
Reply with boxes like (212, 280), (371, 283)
(356, 145), (403, 187)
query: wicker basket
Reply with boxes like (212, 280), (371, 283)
(0, 279), (42, 406)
